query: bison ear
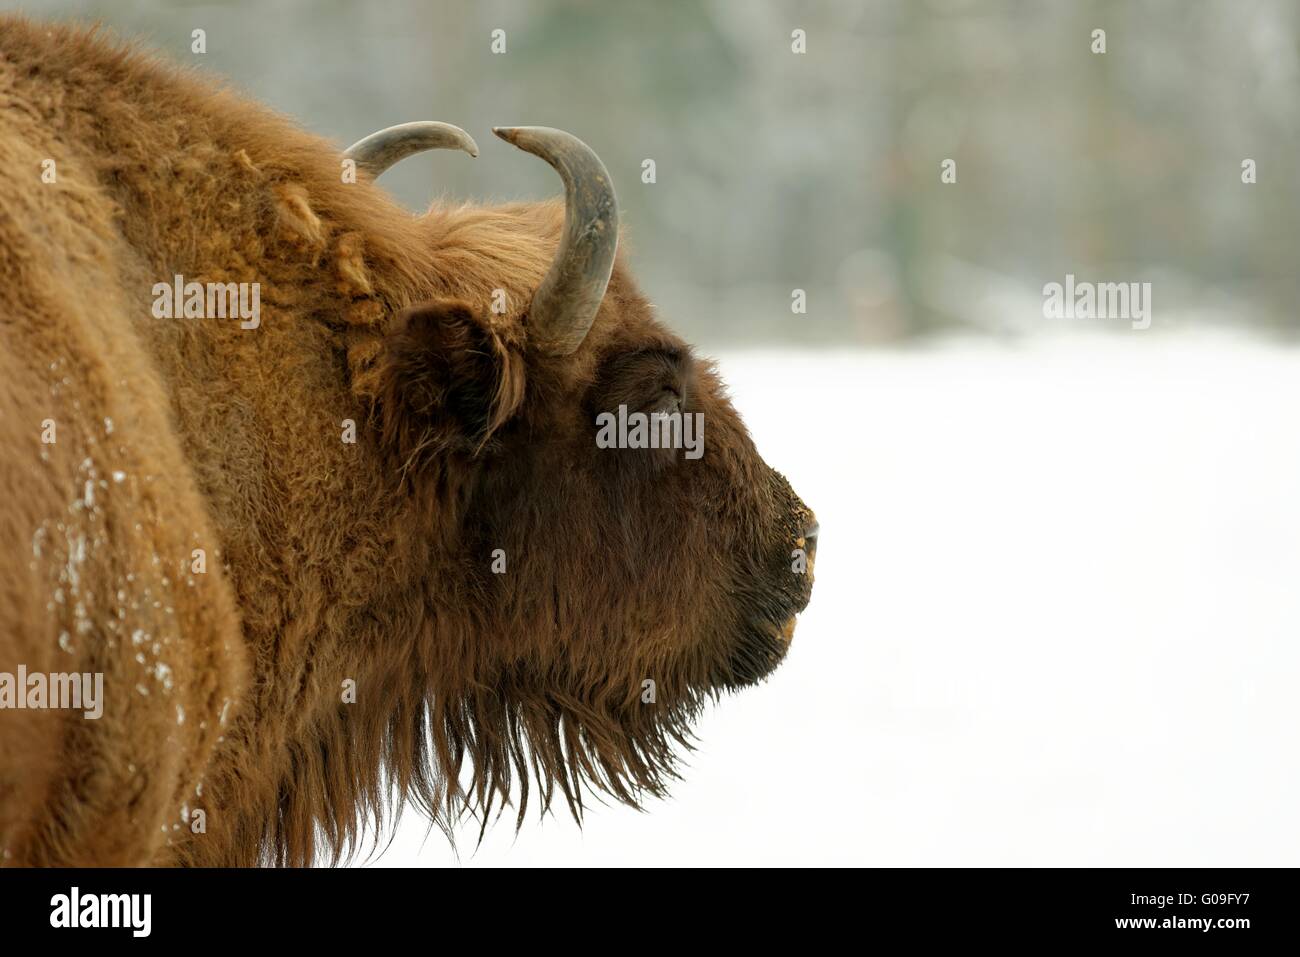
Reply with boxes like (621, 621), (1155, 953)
(371, 299), (525, 461)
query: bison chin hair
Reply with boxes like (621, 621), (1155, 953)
(249, 626), (721, 866)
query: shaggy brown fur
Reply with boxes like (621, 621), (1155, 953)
(0, 18), (815, 866)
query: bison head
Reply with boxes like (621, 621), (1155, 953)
(344, 123), (817, 826)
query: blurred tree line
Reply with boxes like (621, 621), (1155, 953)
(11, 0), (1299, 345)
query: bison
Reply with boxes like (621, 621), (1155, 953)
(0, 19), (817, 866)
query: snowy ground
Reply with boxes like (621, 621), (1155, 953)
(373, 330), (1300, 866)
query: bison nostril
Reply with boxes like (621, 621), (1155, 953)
(802, 519), (819, 554)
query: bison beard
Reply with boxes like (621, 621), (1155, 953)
(0, 18), (816, 866)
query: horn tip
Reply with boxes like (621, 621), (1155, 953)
(449, 126), (479, 157)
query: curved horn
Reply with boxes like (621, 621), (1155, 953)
(493, 126), (619, 356)
(345, 121), (478, 177)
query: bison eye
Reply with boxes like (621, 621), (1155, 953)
(586, 346), (693, 436)
(650, 387), (682, 416)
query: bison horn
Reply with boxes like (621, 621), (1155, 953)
(345, 121), (479, 177)
(493, 126), (619, 356)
